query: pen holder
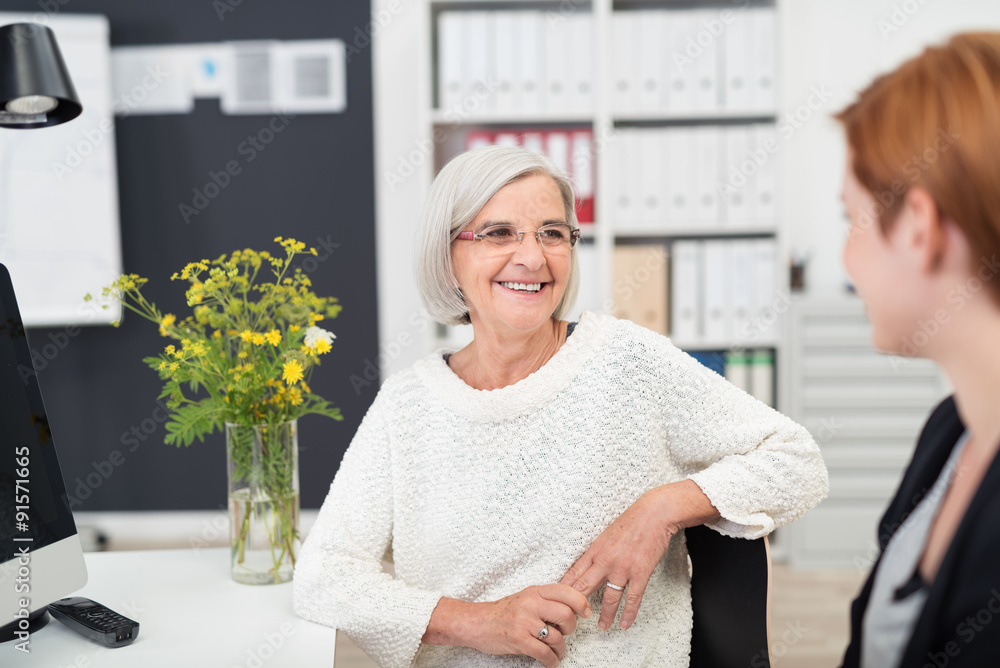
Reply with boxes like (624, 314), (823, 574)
(226, 419), (301, 585)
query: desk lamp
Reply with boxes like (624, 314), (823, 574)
(0, 22), (81, 129)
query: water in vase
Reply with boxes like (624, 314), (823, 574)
(229, 487), (301, 585)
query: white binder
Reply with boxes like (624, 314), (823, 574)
(437, 12), (465, 111)
(670, 240), (702, 342)
(639, 128), (665, 229)
(728, 240), (755, 344)
(702, 240), (731, 342)
(723, 9), (752, 111)
(494, 131), (519, 147)
(750, 349), (775, 407)
(665, 128), (694, 227)
(544, 14), (571, 113)
(571, 13), (594, 112)
(612, 11), (636, 112)
(612, 129), (639, 229)
(517, 11), (543, 113)
(690, 10), (720, 111)
(723, 125), (753, 228)
(637, 11), (666, 109)
(752, 124), (778, 225)
(546, 131), (571, 180)
(751, 8), (777, 112)
(666, 12), (697, 113)
(693, 126), (721, 226)
(522, 131), (545, 156)
(494, 12), (517, 113)
(753, 238), (778, 341)
(466, 12), (493, 113)
(725, 351), (751, 393)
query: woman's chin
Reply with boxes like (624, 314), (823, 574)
(476, 308), (557, 334)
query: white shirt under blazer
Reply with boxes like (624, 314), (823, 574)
(294, 312), (829, 668)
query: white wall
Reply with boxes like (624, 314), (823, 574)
(781, 0), (1000, 297)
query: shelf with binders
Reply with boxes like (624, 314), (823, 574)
(432, 3), (777, 122)
(594, 235), (782, 349)
(433, 4), (596, 120)
(608, 2), (777, 118)
(606, 121), (780, 237)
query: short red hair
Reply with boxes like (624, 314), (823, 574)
(836, 32), (1000, 299)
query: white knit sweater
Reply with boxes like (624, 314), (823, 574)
(294, 312), (828, 668)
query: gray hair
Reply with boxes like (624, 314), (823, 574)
(415, 145), (581, 326)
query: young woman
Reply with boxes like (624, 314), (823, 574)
(836, 32), (1000, 668)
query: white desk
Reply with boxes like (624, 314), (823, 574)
(3, 548), (336, 667)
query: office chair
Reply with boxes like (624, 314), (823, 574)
(685, 524), (772, 668)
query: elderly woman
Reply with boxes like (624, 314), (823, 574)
(836, 33), (1000, 667)
(294, 145), (828, 668)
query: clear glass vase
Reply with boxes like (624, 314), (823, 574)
(226, 419), (300, 585)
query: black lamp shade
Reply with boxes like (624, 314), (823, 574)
(0, 22), (82, 129)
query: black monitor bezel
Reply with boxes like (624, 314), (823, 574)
(0, 262), (79, 563)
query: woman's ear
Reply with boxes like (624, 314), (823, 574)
(899, 187), (947, 273)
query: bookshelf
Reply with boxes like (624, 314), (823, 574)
(414, 0), (784, 410)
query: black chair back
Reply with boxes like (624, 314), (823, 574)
(685, 524), (771, 668)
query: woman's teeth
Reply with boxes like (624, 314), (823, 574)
(499, 282), (542, 293)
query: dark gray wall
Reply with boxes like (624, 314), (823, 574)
(7, 0), (377, 511)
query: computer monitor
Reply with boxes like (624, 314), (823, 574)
(0, 263), (87, 643)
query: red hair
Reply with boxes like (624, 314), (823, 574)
(836, 32), (1000, 299)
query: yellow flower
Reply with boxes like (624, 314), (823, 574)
(159, 314), (176, 336)
(165, 345), (176, 355)
(282, 359), (304, 385)
(314, 338), (332, 355)
(251, 333), (265, 346)
(288, 388), (303, 406)
(265, 329), (282, 346)
(238, 351), (248, 359)
(158, 361), (167, 371)
(213, 330), (222, 339)
(240, 330), (253, 342)
(300, 382), (310, 393)
(289, 324), (300, 332)
(169, 362), (180, 372)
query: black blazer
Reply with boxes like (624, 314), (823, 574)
(841, 396), (1000, 667)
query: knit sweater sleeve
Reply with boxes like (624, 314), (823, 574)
(639, 329), (829, 539)
(293, 387), (443, 668)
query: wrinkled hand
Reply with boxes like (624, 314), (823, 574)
(561, 481), (719, 631)
(471, 584), (591, 668)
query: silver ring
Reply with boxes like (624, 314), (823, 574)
(537, 625), (549, 640)
(606, 581), (625, 591)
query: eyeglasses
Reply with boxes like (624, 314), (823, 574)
(456, 223), (581, 253)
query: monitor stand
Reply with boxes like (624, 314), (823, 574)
(0, 608), (51, 643)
